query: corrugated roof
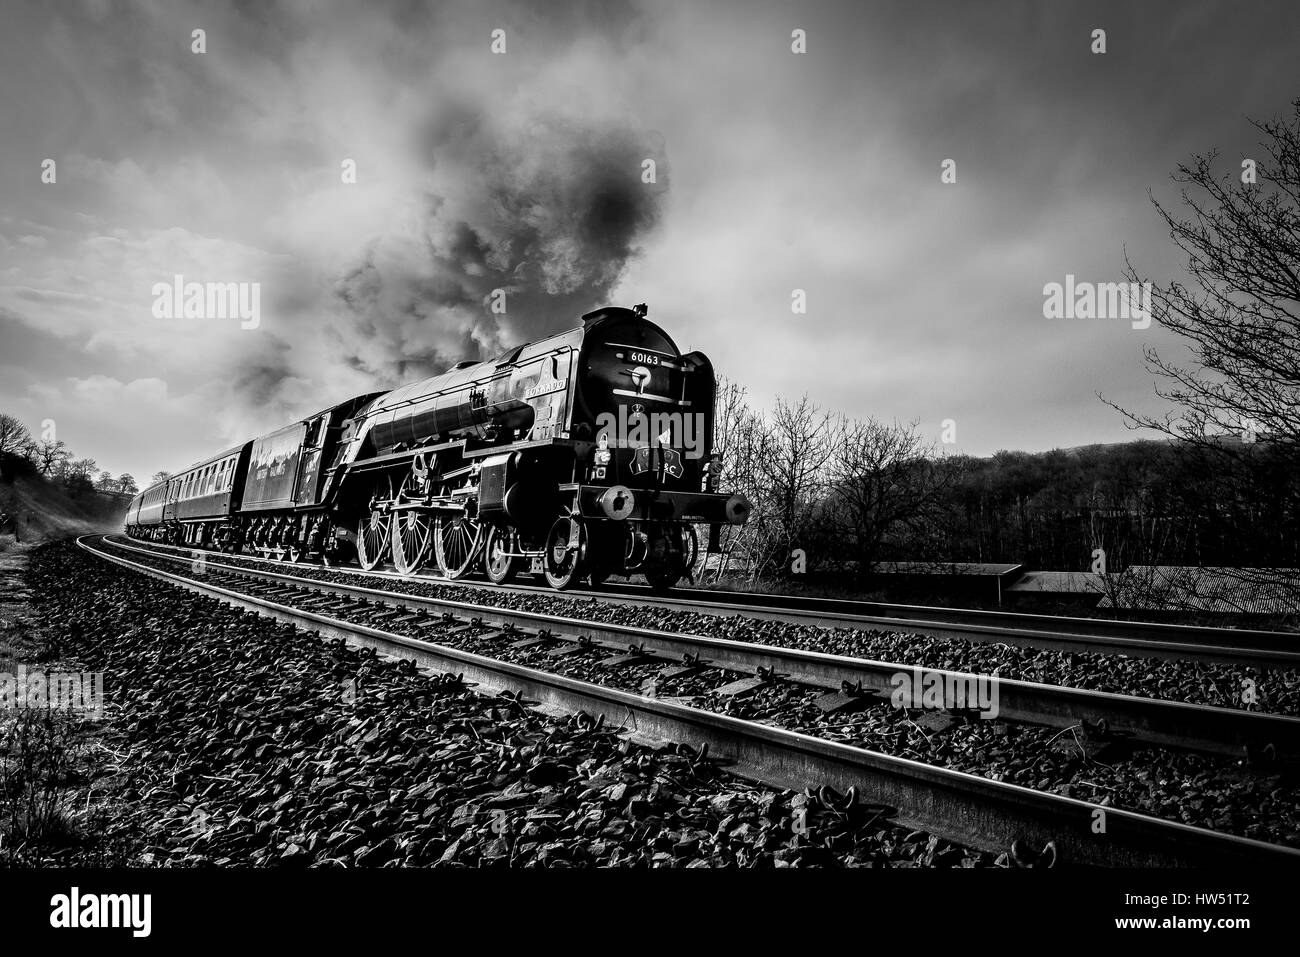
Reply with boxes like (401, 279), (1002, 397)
(1095, 566), (1300, 615)
(1006, 570), (1104, 593)
(871, 561), (1023, 577)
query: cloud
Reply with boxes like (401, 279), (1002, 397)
(3, 0), (1300, 482)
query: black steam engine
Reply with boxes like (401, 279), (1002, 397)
(124, 305), (750, 591)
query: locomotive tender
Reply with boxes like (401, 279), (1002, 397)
(124, 305), (750, 591)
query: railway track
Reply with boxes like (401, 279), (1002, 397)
(81, 534), (1300, 867)
(108, 534), (1300, 668)
(97, 534), (1300, 757)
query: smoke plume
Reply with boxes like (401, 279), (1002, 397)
(333, 104), (669, 382)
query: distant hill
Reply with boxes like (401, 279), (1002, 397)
(0, 473), (128, 544)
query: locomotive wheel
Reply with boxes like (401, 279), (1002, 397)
(434, 511), (483, 579)
(583, 526), (618, 588)
(391, 509), (434, 576)
(543, 515), (586, 590)
(482, 526), (520, 584)
(644, 565), (680, 592)
(644, 525), (698, 593)
(391, 463), (436, 576)
(681, 524), (700, 577)
(356, 474), (395, 571)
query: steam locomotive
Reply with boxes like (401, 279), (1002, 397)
(124, 304), (750, 590)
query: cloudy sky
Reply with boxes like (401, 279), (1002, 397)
(1, 0), (1298, 480)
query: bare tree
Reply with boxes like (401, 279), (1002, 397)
(827, 418), (956, 574)
(149, 470), (172, 485)
(33, 438), (71, 476)
(66, 458), (98, 481)
(1115, 100), (1300, 451)
(736, 396), (838, 581)
(117, 473), (138, 495)
(704, 378), (769, 582)
(700, 387), (839, 583)
(1110, 98), (1300, 614)
(0, 414), (32, 459)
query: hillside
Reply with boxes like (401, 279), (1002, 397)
(0, 472), (127, 545)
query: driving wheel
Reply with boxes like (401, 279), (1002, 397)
(356, 474), (395, 571)
(483, 525), (521, 584)
(391, 461), (435, 576)
(543, 514), (586, 590)
(434, 492), (483, 579)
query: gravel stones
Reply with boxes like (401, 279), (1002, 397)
(32, 542), (1001, 868)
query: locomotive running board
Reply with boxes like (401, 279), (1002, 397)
(342, 439), (469, 475)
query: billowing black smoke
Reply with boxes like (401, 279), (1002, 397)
(333, 107), (668, 383)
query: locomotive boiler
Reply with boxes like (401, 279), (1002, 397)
(125, 303), (750, 591)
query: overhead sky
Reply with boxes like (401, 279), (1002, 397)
(1, 0), (1298, 480)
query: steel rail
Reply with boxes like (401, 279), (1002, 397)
(93, 536), (1300, 759)
(77, 535), (1300, 867)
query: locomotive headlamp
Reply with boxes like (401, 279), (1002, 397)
(724, 492), (751, 525)
(594, 432), (611, 466)
(599, 485), (635, 520)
